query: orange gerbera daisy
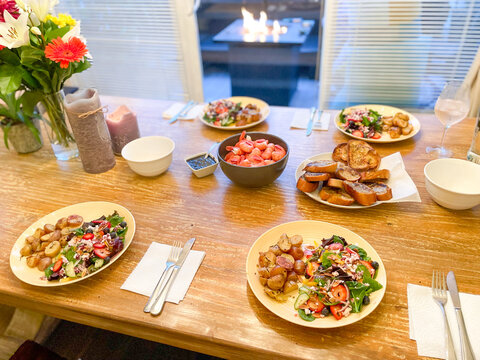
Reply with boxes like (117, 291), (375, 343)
(45, 37), (88, 69)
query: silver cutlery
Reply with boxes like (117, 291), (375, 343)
(432, 270), (457, 360)
(168, 100), (196, 124)
(150, 238), (196, 316)
(143, 241), (182, 313)
(306, 107), (318, 136)
(204, 142), (218, 159)
(314, 109), (324, 127)
(447, 271), (475, 360)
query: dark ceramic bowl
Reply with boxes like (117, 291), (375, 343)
(217, 132), (289, 187)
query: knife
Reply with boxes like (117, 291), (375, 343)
(306, 107), (317, 136)
(168, 100), (194, 124)
(150, 238), (196, 316)
(446, 271), (476, 360)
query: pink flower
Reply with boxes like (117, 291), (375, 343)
(0, 0), (19, 22)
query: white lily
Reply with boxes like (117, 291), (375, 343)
(62, 22), (92, 59)
(0, 10), (30, 49)
(22, 0), (58, 21)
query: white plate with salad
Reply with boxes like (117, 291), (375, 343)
(246, 220), (386, 328)
(335, 104), (421, 143)
(199, 96), (269, 130)
(10, 201), (135, 287)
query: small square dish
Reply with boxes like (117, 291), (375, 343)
(185, 153), (218, 178)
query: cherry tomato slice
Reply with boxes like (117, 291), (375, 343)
(331, 284), (348, 302)
(94, 248), (111, 259)
(372, 132), (381, 139)
(52, 259), (63, 273)
(83, 233), (94, 240)
(330, 304), (343, 320)
(307, 296), (325, 313)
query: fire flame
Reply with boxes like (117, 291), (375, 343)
(241, 7), (287, 43)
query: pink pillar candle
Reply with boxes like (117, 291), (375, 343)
(106, 105), (140, 155)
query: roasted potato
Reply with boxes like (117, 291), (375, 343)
(286, 271), (298, 282)
(402, 124), (413, 135)
(288, 246), (304, 260)
(264, 287), (281, 299)
(276, 254), (294, 271)
(382, 116), (393, 126)
(20, 244), (32, 257)
(40, 242), (49, 251)
(49, 230), (61, 242)
(25, 236), (37, 244)
(44, 241), (61, 258)
(37, 257), (51, 271)
(268, 244), (283, 256)
(33, 228), (45, 239)
(40, 233), (51, 242)
(259, 277), (268, 286)
(43, 224), (55, 234)
(269, 265), (287, 279)
(31, 238), (41, 252)
(294, 260), (306, 275)
(393, 117), (408, 128)
(283, 280), (298, 294)
(258, 251), (276, 268)
(257, 267), (270, 279)
(60, 237), (68, 247)
(67, 215), (83, 228)
(290, 235), (303, 247)
(55, 217), (68, 229)
(388, 126), (401, 139)
(26, 256), (39, 268)
(277, 234), (292, 252)
(267, 274), (286, 290)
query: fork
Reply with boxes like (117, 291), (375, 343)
(432, 270), (457, 360)
(168, 101), (197, 124)
(144, 241), (182, 313)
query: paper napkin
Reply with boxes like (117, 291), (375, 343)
(408, 283), (480, 359)
(121, 242), (205, 304)
(162, 102), (204, 120)
(290, 108), (330, 131)
(378, 152), (421, 203)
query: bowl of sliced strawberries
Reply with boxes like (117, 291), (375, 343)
(296, 140), (394, 208)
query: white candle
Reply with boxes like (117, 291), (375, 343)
(106, 105), (140, 154)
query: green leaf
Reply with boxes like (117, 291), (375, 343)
(321, 251), (333, 269)
(20, 91), (42, 117)
(362, 116), (370, 126)
(116, 226), (127, 239)
(346, 281), (368, 313)
(64, 247), (76, 262)
(339, 109), (346, 123)
(0, 65), (23, 94)
(107, 212), (124, 227)
(44, 263), (54, 278)
(332, 235), (344, 245)
(72, 228), (84, 237)
(20, 47), (45, 67)
(45, 26), (70, 43)
(0, 49), (20, 65)
(298, 309), (315, 322)
(357, 264), (382, 292)
(31, 70), (52, 93)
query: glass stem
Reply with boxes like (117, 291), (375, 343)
(440, 125), (450, 149)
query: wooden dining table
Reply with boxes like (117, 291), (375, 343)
(0, 96), (478, 360)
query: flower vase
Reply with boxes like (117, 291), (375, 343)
(1, 119), (43, 154)
(38, 91), (79, 161)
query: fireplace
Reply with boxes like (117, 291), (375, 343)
(213, 9), (314, 106)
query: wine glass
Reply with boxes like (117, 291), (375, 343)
(426, 80), (470, 157)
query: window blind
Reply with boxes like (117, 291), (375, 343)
(57, 0), (204, 101)
(319, 0), (480, 110)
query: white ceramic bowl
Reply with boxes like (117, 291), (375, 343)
(121, 136), (175, 177)
(424, 158), (480, 210)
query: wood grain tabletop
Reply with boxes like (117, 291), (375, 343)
(0, 96), (478, 360)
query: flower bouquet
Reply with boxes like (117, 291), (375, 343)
(0, 0), (91, 159)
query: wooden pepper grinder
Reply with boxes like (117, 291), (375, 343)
(64, 89), (116, 173)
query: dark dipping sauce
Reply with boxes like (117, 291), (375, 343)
(187, 155), (217, 170)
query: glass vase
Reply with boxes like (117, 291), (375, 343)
(38, 90), (79, 161)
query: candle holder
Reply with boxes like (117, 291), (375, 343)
(64, 89), (116, 173)
(467, 107), (480, 164)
